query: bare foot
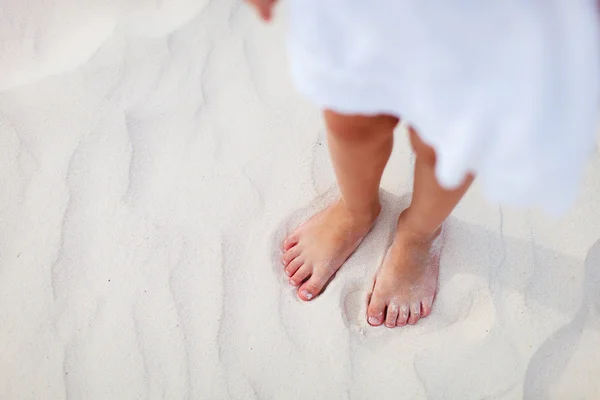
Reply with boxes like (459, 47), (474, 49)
(367, 211), (443, 327)
(282, 200), (379, 301)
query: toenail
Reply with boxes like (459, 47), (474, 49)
(368, 316), (380, 325)
(289, 279), (296, 285)
(285, 269), (291, 276)
(301, 290), (313, 300)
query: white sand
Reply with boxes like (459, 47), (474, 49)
(1, 1), (599, 399)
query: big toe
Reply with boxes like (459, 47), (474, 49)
(367, 294), (386, 326)
(298, 271), (328, 301)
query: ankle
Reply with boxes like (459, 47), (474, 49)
(338, 198), (381, 223)
(397, 208), (442, 242)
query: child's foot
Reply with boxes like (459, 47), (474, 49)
(282, 200), (379, 301)
(367, 211), (443, 327)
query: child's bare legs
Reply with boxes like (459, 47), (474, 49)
(367, 128), (474, 327)
(282, 111), (397, 301)
(282, 111), (473, 326)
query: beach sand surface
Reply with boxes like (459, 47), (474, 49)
(1, 1), (599, 399)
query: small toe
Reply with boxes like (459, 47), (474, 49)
(385, 304), (399, 328)
(367, 295), (386, 326)
(284, 258), (304, 278)
(289, 264), (311, 287)
(298, 272), (328, 301)
(281, 246), (301, 266)
(421, 296), (434, 318)
(283, 234), (299, 251)
(396, 305), (409, 327)
(408, 302), (421, 325)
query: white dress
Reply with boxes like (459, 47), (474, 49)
(286, 0), (600, 213)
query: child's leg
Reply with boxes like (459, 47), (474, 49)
(367, 127), (474, 327)
(282, 110), (397, 301)
(324, 110), (398, 215)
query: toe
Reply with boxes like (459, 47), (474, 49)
(281, 246), (301, 266)
(408, 302), (421, 325)
(367, 295), (386, 326)
(298, 271), (329, 301)
(289, 264), (311, 287)
(284, 258), (304, 278)
(396, 305), (409, 327)
(283, 234), (299, 251)
(421, 296), (434, 318)
(385, 303), (399, 328)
